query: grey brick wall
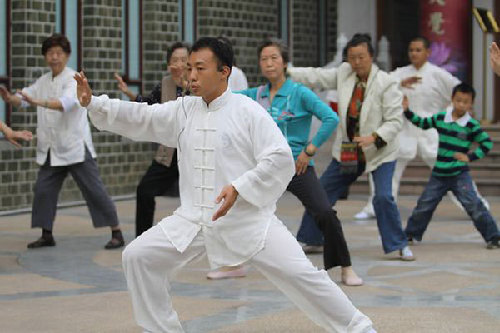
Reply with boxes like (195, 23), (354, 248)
(142, 0), (180, 93)
(197, 0), (279, 86)
(291, 0), (319, 67)
(0, 0), (337, 212)
(326, 0), (338, 63)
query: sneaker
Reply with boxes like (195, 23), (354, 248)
(302, 245), (324, 254)
(27, 236), (56, 249)
(486, 237), (499, 249)
(399, 246), (415, 261)
(207, 266), (248, 280)
(354, 211), (375, 220)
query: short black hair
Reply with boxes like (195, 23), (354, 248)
(42, 34), (71, 55)
(217, 35), (233, 47)
(257, 38), (289, 64)
(346, 33), (374, 57)
(167, 41), (191, 65)
(217, 35), (238, 66)
(452, 82), (476, 100)
(409, 36), (431, 49)
(191, 37), (233, 71)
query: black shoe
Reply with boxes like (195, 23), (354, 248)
(486, 237), (499, 249)
(105, 233), (125, 250)
(27, 237), (56, 249)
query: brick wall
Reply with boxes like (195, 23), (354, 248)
(291, 0), (319, 67)
(0, 0), (337, 211)
(326, 0), (338, 63)
(142, 0), (180, 93)
(197, 0), (280, 86)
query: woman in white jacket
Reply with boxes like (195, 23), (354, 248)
(289, 34), (414, 260)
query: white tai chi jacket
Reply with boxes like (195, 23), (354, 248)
(390, 61), (460, 160)
(288, 62), (403, 173)
(87, 89), (295, 268)
(21, 67), (97, 166)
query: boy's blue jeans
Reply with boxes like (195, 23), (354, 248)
(406, 171), (500, 243)
(297, 159), (408, 253)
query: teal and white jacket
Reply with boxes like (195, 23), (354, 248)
(238, 79), (338, 165)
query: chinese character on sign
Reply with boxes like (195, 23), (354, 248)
(429, 12), (445, 35)
(429, 0), (445, 6)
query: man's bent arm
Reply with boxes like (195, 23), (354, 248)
(232, 108), (295, 208)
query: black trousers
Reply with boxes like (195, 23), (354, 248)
(32, 148), (119, 231)
(287, 166), (351, 269)
(135, 153), (179, 237)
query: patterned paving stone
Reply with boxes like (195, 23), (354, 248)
(0, 194), (499, 332)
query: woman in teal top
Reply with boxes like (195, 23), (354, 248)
(239, 39), (362, 285)
(238, 76), (336, 167)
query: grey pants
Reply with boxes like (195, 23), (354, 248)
(31, 148), (119, 231)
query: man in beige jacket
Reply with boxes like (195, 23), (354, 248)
(290, 33), (414, 261)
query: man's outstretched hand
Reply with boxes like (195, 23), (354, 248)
(212, 185), (239, 221)
(74, 71), (93, 107)
(490, 42), (500, 76)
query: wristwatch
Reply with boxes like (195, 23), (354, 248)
(304, 148), (315, 157)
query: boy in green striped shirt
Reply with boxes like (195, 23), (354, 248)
(403, 83), (500, 249)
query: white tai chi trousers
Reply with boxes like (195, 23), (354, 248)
(122, 219), (374, 333)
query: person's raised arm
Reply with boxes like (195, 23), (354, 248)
(114, 73), (138, 101)
(0, 86), (22, 108)
(402, 95), (437, 130)
(75, 71), (183, 147)
(18, 90), (66, 112)
(0, 121), (33, 148)
(287, 63), (340, 90)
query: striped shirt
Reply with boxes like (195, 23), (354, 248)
(404, 107), (493, 177)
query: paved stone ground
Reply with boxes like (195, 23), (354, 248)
(1, 193), (499, 332)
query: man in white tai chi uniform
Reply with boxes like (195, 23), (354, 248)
(75, 37), (375, 333)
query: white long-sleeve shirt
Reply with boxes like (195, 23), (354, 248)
(87, 89), (295, 268)
(391, 61), (460, 117)
(390, 62), (460, 159)
(21, 67), (97, 166)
